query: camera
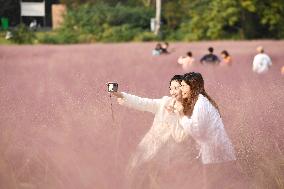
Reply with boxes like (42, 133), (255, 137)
(107, 82), (118, 92)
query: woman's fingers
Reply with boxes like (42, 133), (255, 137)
(166, 105), (174, 113)
(111, 91), (123, 98)
(173, 101), (184, 116)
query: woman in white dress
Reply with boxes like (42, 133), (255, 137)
(111, 75), (198, 189)
(173, 72), (246, 189)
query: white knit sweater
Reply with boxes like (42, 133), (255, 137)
(179, 94), (236, 164)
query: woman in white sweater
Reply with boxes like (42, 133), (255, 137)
(176, 72), (236, 164)
(111, 75), (198, 189)
(174, 72), (245, 189)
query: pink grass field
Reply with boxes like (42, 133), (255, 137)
(0, 40), (283, 189)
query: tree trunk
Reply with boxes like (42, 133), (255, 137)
(154, 0), (161, 35)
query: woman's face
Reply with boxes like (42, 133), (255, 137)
(170, 80), (182, 100)
(180, 80), (191, 99)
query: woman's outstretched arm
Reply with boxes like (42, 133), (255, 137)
(110, 91), (162, 114)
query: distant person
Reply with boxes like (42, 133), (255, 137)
(178, 51), (195, 71)
(152, 43), (162, 56)
(252, 46), (272, 74)
(5, 31), (12, 40)
(200, 47), (220, 64)
(161, 42), (169, 54)
(29, 19), (37, 31)
(281, 66), (284, 75)
(220, 50), (232, 66)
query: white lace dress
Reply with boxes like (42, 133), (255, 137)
(118, 92), (197, 172)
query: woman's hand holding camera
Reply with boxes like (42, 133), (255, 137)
(110, 91), (123, 99)
(107, 82), (123, 98)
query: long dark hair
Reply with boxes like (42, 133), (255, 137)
(170, 75), (183, 84)
(182, 72), (220, 116)
(221, 50), (229, 58)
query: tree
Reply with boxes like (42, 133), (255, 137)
(0, 0), (16, 16)
(154, 0), (161, 35)
(177, 0), (284, 40)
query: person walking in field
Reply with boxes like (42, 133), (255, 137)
(252, 46), (272, 74)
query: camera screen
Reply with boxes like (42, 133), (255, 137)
(107, 83), (118, 92)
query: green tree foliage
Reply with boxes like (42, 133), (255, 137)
(60, 0), (148, 8)
(174, 0), (284, 40)
(40, 0), (284, 43)
(162, 0), (188, 30)
(0, 0), (17, 16)
(40, 3), (155, 43)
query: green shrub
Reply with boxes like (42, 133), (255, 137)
(101, 24), (141, 42)
(11, 24), (35, 44)
(38, 30), (79, 44)
(134, 32), (157, 41)
(53, 3), (155, 43)
(39, 34), (59, 44)
(106, 4), (153, 29)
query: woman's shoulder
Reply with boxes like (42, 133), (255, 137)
(197, 94), (207, 102)
(196, 94), (211, 109)
(197, 94), (220, 115)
